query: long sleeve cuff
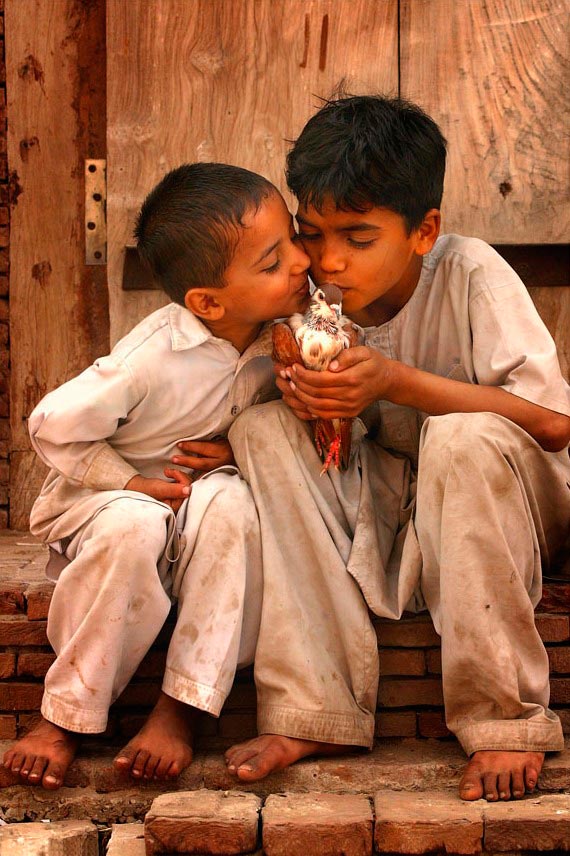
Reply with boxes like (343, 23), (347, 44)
(82, 444), (139, 491)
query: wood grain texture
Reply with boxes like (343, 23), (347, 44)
(107, 0), (398, 341)
(527, 286), (570, 381)
(6, 0), (108, 526)
(400, 0), (570, 243)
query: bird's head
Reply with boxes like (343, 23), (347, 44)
(308, 283), (343, 322)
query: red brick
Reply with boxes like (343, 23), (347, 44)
(0, 207), (8, 225)
(374, 791), (483, 854)
(418, 711), (451, 738)
(0, 582), (25, 614)
(375, 616), (440, 648)
(17, 651), (55, 677)
(378, 648), (426, 676)
(0, 616), (48, 645)
(558, 709), (570, 734)
(0, 821), (99, 852)
(145, 790), (261, 855)
(0, 714), (16, 738)
(378, 678), (443, 708)
(550, 678), (570, 703)
(375, 711), (417, 738)
(133, 649), (166, 679)
(548, 647), (570, 673)
(263, 792), (373, 856)
(112, 682), (160, 708)
(0, 651), (15, 677)
(536, 613), (570, 642)
(483, 794), (570, 851)
(25, 582), (53, 619)
(0, 275), (7, 296)
(218, 712), (257, 740)
(426, 648), (442, 674)
(224, 682), (257, 710)
(0, 682), (44, 710)
(539, 580), (570, 613)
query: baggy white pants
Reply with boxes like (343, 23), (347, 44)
(228, 401), (569, 755)
(41, 471), (262, 733)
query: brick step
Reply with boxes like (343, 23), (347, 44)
(1, 739), (569, 827)
(4, 791), (570, 856)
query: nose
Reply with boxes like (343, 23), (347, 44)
(319, 241), (345, 274)
(292, 242), (311, 272)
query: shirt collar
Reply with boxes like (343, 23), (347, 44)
(167, 303), (274, 360)
(168, 303), (213, 351)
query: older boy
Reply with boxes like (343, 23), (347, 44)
(3, 163), (310, 790)
(225, 96), (570, 802)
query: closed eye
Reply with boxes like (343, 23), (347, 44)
(263, 258), (281, 273)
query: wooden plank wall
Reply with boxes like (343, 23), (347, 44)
(6, 0), (108, 528)
(107, 0), (398, 342)
(400, 0), (570, 243)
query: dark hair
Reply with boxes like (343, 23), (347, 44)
(135, 163), (276, 305)
(286, 94), (447, 232)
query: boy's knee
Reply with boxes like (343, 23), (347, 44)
(92, 498), (171, 551)
(421, 412), (519, 460)
(194, 472), (257, 529)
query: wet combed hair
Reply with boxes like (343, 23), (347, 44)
(135, 163), (276, 305)
(286, 94), (447, 233)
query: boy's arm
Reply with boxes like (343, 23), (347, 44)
(29, 356), (191, 506)
(280, 347), (570, 452)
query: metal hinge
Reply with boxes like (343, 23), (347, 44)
(85, 159), (107, 265)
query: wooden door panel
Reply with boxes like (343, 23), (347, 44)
(400, 0), (570, 243)
(107, 0), (398, 341)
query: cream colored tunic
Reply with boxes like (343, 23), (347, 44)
(229, 235), (570, 755)
(29, 302), (275, 546)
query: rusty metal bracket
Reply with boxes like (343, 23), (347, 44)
(85, 159), (107, 264)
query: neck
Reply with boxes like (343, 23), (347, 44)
(204, 318), (262, 354)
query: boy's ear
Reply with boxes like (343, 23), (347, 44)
(184, 288), (226, 321)
(415, 209), (441, 255)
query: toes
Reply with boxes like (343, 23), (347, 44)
(27, 756), (49, 785)
(459, 771), (484, 801)
(226, 748), (259, 773)
(525, 763), (540, 792)
(43, 761), (66, 790)
(6, 751), (25, 774)
(142, 754), (160, 780)
(511, 768), (526, 798)
(131, 749), (151, 778)
(113, 745), (138, 772)
(497, 771), (511, 801)
(483, 772), (499, 801)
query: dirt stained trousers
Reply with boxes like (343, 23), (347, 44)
(41, 470), (262, 733)
(228, 401), (569, 755)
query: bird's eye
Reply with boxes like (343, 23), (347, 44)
(317, 290), (325, 300)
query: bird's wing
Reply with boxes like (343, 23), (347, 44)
(342, 320), (364, 348)
(272, 321), (303, 368)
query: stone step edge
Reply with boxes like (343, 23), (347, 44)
(1, 739), (569, 798)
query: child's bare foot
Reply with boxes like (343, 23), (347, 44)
(224, 734), (358, 782)
(459, 750), (544, 801)
(2, 716), (79, 790)
(113, 691), (195, 780)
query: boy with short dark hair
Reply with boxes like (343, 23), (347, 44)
(3, 162), (310, 790)
(225, 96), (570, 802)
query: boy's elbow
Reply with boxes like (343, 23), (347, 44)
(536, 412), (570, 452)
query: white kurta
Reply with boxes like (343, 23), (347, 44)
(229, 235), (570, 754)
(28, 303), (275, 732)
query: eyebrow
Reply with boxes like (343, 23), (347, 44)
(296, 215), (380, 233)
(252, 239), (280, 267)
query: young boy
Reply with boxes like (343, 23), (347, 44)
(2, 162), (310, 790)
(224, 96), (570, 802)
